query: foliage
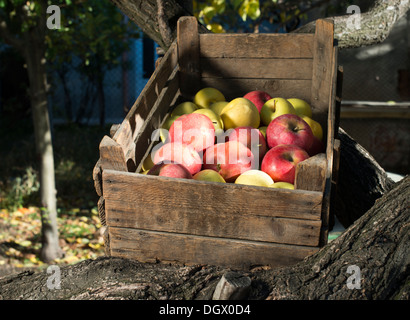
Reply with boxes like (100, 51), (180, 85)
(0, 123), (109, 271)
(0, 206), (105, 269)
(193, 0), (356, 33)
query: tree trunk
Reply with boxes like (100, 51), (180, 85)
(22, 24), (62, 263)
(110, 0), (207, 50)
(294, 0), (410, 49)
(0, 177), (407, 300)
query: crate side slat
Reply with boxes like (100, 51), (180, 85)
(200, 78), (312, 102)
(105, 198), (321, 247)
(199, 33), (315, 59)
(108, 227), (319, 270)
(102, 170), (323, 221)
(111, 42), (178, 171)
(133, 68), (180, 173)
(200, 58), (313, 80)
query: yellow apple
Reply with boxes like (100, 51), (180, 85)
(268, 182), (295, 190)
(258, 126), (267, 138)
(193, 87), (225, 109)
(141, 154), (155, 171)
(220, 98), (260, 130)
(260, 98), (296, 126)
(193, 108), (224, 131)
(159, 114), (180, 142)
(171, 101), (198, 117)
(193, 169), (226, 183)
(301, 115), (323, 141)
(209, 101), (229, 115)
(235, 170), (274, 187)
(287, 98), (312, 118)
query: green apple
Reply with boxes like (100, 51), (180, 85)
(171, 101), (198, 117)
(193, 87), (225, 109)
(193, 169), (226, 183)
(193, 108), (224, 131)
(287, 98), (312, 118)
(235, 170), (274, 187)
(220, 98), (260, 130)
(258, 126), (267, 138)
(260, 98), (296, 126)
(209, 101), (229, 115)
(268, 182), (295, 190)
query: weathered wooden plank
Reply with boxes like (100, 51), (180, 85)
(99, 135), (127, 172)
(199, 33), (315, 59)
(200, 78), (312, 101)
(200, 58), (313, 80)
(105, 198), (322, 246)
(92, 159), (102, 196)
(102, 170), (323, 221)
(111, 41), (178, 170)
(108, 227), (319, 270)
(310, 19), (336, 129)
(133, 67), (180, 173)
(177, 16), (200, 99)
(295, 153), (327, 192)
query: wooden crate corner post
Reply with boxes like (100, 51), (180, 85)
(177, 16), (201, 100)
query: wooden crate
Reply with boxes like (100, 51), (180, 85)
(93, 17), (342, 270)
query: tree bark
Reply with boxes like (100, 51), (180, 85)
(20, 3), (63, 263)
(334, 128), (395, 227)
(293, 0), (410, 49)
(0, 177), (408, 300)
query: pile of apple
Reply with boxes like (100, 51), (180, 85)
(141, 87), (325, 189)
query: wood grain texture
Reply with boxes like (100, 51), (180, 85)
(111, 41), (178, 170)
(200, 78), (312, 101)
(108, 227), (319, 270)
(177, 16), (200, 99)
(199, 33), (315, 59)
(200, 58), (313, 80)
(102, 170), (323, 221)
(295, 153), (327, 192)
(310, 19), (336, 128)
(99, 135), (128, 172)
(105, 198), (321, 246)
(133, 67), (180, 173)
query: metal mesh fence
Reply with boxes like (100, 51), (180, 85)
(49, 35), (157, 126)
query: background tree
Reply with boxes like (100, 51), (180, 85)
(0, 0), (138, 262)
(0, 0), (62, 262)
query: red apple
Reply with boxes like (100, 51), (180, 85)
(307, 136), (325, 157)
(147, 162), (192, 179)
(202, 140), (255, 182)
(243, 90), (272, 113)
(153, 142), (202, 175)
(261, 144), (310, 184)
(227, 126), (267, 163)
(168, 113), (215, 153)
(266, 114), (314, 152)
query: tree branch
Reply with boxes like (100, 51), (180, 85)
(156, 0), (173, 48)
(294, 0), (410, 49)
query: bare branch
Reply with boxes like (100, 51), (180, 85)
(294, 0), (410, 49)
